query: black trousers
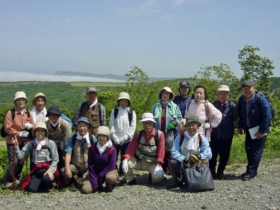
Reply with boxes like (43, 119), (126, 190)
(113, 142), (129, 176)
(28, 168), (54, 192)
(209, 139), (233, 172)
(5, 144), (25, 182)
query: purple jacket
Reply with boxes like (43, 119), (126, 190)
(88, 143), (117, 189)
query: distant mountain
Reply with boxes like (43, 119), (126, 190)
(54, 71), (180, 82)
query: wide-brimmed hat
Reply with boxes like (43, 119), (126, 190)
(159, 87), (174, 100)
(117, 92), (131, 102)
(184, 114), (201, 127)
(179, 81), (190, 88)
(218, 85), (230, 92)
(241, 80), (255, 88)
(14, 91), (28, 103)
(77, 117), (92, 128)
(140, 113), (156, 123)
(33, 122), (48, 137)
(96, 126), (110, 139)
(32, 92), (47, 105)
(46, 106), (61, 117)
(86, 87), (98, 94)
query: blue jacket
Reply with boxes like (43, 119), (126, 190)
(173, 95), (191, 117)
(238, 92), (272, 134)
(171, 133), (212, 162)
(211, 100), (237, 141)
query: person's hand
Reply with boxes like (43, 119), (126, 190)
(167, 122), (176, 131)
(113, 138), (120, 145)
(154, 164), (164, 179)
(24, 123), (33, 130)
(188, 154), (201, 164)
(255, 132), (264, 139)
(65, 168), (72, 179)
(19, 131), (29, 137)
(11, 136), (18, 146)
(238, 128), (243, 135)
(44, 171), (54, 180)
(204, 122), (211, 129)
(122, 160), (128, 173)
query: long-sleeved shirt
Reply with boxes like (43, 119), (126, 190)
(15, 138), (59, 174)
(109, 107), (136, 145)
(123, 128), (165, 165)
(171, 133), (212, 162)
(4, 107), (35, 144)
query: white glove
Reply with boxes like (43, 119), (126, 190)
(113, 138), (120, 145)
(19, 131), (29, 137)
(154, 164), (164, 179)
(204, 122), (211, 129)
(119, 137), (126, 146)
(24, 123), (33, 130)
(122, 160), (128, 174)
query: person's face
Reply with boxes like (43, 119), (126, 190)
(49, 113), (60, 124)
(34, 97), (45, 111)
(242, 86), (256, 99)
(15, 98), (27, 110)
(119, 99), (129, 109)
(97, 134), (108, 146)
(161, 90), (171, 102)
(87, 92), (97, 104)
(179, 86), (189, 97)
(35, 128), (46, 141)
(194, 88), (205, 102)
(142, 121), (154, 133)
(77, 122), (89, 136)
(185, 122), (199, 136)
(217, 91), (229, 104)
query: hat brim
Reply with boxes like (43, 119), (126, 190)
(32, 96), (47, 106)
(77, 120), (92, 128)
(184, 121), (201, 127)
(46, 111), (61, 117)
(32, 127), (48, 137)
(140, 118), (156, 123)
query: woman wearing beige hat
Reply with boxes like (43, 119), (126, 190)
(12, 122), (60, 192)
(31, 92), (48, 123)
(109, 92), (136, 180)
(152, 87), (182, 174)
(3, 91), (35, 188)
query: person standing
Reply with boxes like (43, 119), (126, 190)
(173, 81), (192, 118)
(109, 92), (136, 180)
(238, 80), (272, 181)
(3, 91), (35, 188)
(210, 85), (238, 179)
(31, 92), (48, 123)
(74, 87), (106, 136)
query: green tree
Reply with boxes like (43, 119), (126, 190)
(238, 45), (275, 92)
(191, 63), (240, 102)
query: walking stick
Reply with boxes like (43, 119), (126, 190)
(12, 143), (16, 193)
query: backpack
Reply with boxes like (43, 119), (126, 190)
(113, 107), (134, 126)
(80, 102), (101, 118)
(1, 108), (31, 138)
(60, 114), (74, 131)
(238, 91), (275, 120)
(137, 129), (159, 145)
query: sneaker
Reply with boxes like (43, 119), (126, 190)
(106, 183), (115, 192)
(118, 175), (125, 182)
(121, 178), (136, 186)
(166, 182), (182, 190)
(242, 174), (254, 181)
(217, 171), (224, 180)
(15, 180), (20, 185)
(5, 182), (13, 188)
(148, 173), (152, 184)
(210, 169), (216, 179)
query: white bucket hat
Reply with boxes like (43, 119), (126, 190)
(33, 122), (48, 137)
(14, 91), (28, 103)
(117, 92), (131, 102)
(218, 85), (230, 92)
(32, 92), (47, 105)
(96, 126), (110, 139)
(140, 113), (156, 123)
(159, 87), (174, 100)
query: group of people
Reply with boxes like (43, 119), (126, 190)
(2, 79), (273, 193)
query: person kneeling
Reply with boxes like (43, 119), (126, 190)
(13, 122), (60, 192)
(168, 114), (212, 189)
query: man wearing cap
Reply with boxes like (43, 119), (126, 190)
(121, 113), (165, 185)
(31, 92), (48, 123)
(238, 80), (272, 181)
(210, 85), (238, 179)
(168, 114), (212, 189)
(173, 81), (192, 118)
(61, 117), (97, 193)
(3, 91), (35, 188)
(74, 87), (106, 136)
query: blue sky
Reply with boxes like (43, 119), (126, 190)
(1, 0), (279, 81)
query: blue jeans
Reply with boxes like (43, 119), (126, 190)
(113, 142), (130, 176)
(244, 129), (267, 177)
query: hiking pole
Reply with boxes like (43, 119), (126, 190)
(12, 143), (16, 193)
